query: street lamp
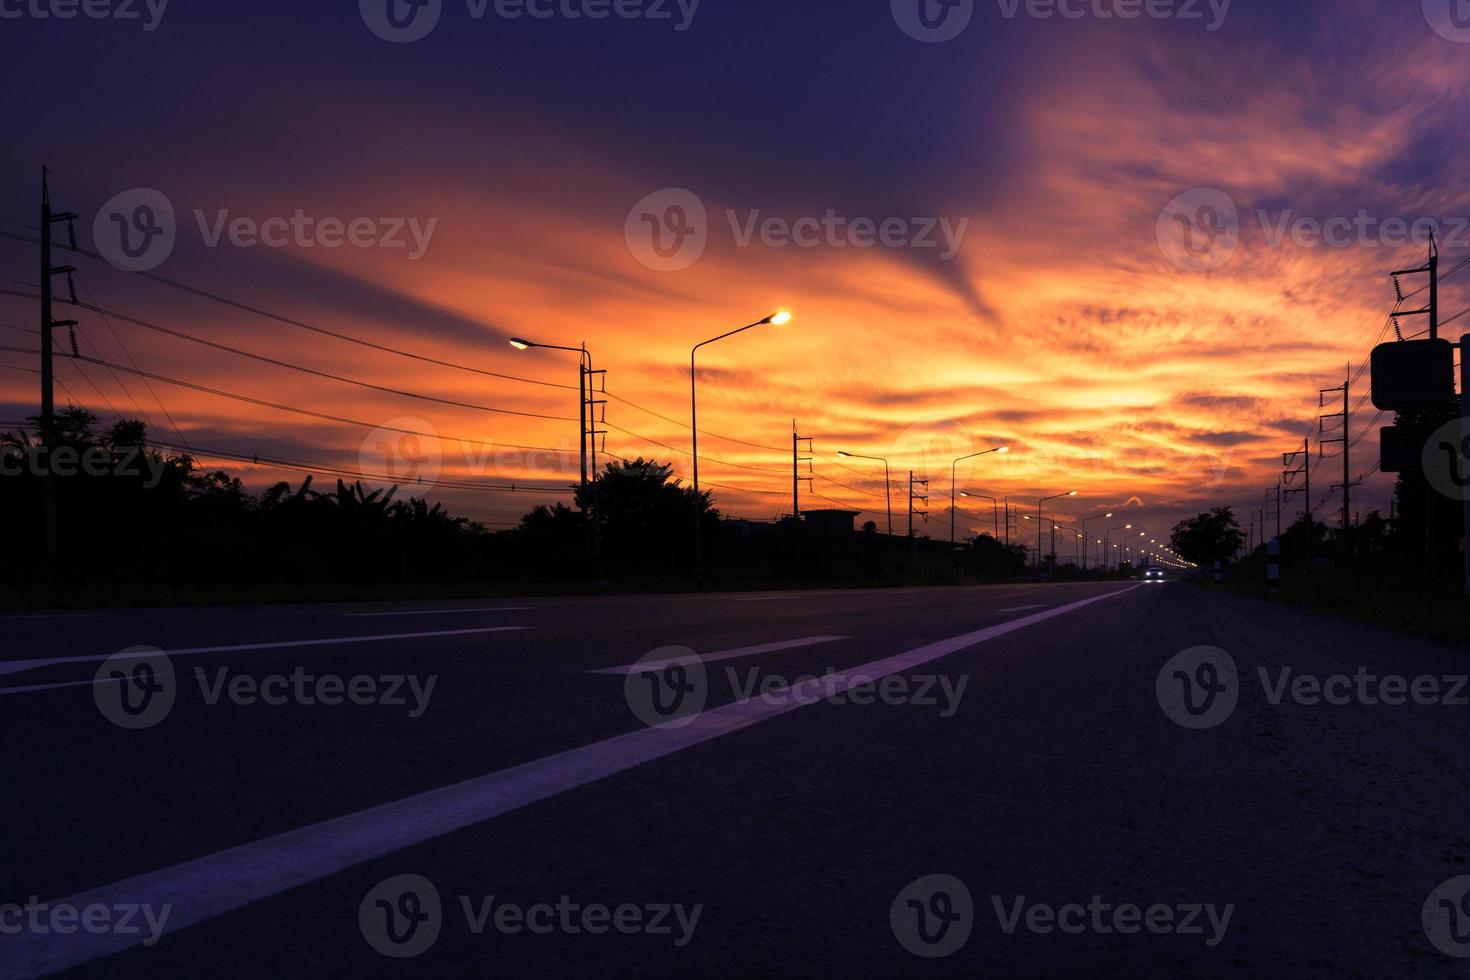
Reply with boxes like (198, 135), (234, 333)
(959, 492), (1000, 543)
(1080, 511), (1113, 572)
(950, 446), (1008, 544)
(511, 337), (598, 564)
(1036, 491), (1077, 576)
(508, 338), (593, 488)
(1105, 523), (1133, 572)
(838, 451), (893, 541)
(690, 311), (793, 585)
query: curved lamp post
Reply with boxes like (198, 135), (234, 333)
(1080, 511), (1113, 571)
(837, 451), (892, 540)
(1036, 491), (1077, 575)
(690, 311), (792, 585)
(950, 446), (1008, 545)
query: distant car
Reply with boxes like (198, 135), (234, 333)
(1146, 567), (1166, 580)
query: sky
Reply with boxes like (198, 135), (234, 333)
(0, 0), (1466, 549)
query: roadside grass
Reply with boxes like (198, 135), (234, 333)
(1195, 565), (1470, 648)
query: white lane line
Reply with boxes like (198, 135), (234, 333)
(342, 607), (532, 617)
(0, 627), (529, 678)
(587, 635), (849, 675)
(0, 673), (180, 697)
(997, 604), (1047, 613)
(1, 585), (1141, 978)
(732, 595), (805, 602)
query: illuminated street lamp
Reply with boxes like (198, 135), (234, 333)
(950, 446), (1008, 544)
(511, 337), (598, 564)
(838, 451), (892, 541)
(1080, 511), (1113, 572)
(690, 311), (793, 585)
(1105, 523), (1133, 572)
(959, 491), (1000, 543)
(1036, 490), (1077, 575)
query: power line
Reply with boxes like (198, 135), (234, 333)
(0, 289), (577, 422)
(0, 228), (577, 393)
(0, 344), (583, 469)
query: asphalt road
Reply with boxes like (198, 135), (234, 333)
(2, 581), (1469, 977)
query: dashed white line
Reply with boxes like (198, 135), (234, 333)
(997, 604), (1048, 613)
(0, 627), (530, 678)
(342, 607), (532, 617)
(0, 586), (1141, 977)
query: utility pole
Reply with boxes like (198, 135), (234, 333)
(908, 472), (928, 570)
(1319, 365), (1358, 564)
(39, 168), (78, 569)
(792, 421), (812, 564)
(1283, 440), (1311, 572)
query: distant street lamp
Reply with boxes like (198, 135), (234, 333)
(1105, 523), (1133, 572)
(1080, 511), (1113, 572)
(1036, 491), (1077, 575)
(690, 311), (793, 585)
(959, 492), (1000, 543)
(838, 451), (893, 540)
(950, 446), (1008, 544)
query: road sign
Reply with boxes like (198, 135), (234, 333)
(1380, 424), (1432, 473)
(1370, 339), (1455, 411)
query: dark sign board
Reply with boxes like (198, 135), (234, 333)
(1370, 339), (1455, 411)
(1380, 424), (1430, 473)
